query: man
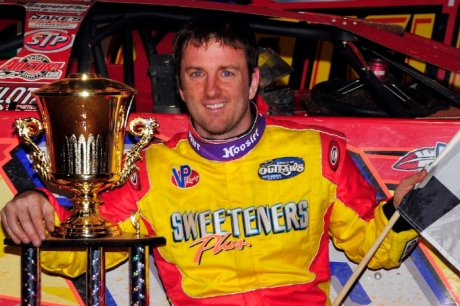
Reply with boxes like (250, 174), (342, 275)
(1, 14), (426, 305)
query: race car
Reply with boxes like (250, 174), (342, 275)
(1, 0), (460, 117)
(0, 1), (460, 305)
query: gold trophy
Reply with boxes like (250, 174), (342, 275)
(14, 73), (158, 238)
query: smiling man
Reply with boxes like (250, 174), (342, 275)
(178, 41), (257, 139)
(1, 13), (426, 305)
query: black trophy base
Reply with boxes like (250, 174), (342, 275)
(4, 233), (166, 306)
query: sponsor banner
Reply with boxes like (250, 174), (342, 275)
(0, 85), (39, 110)
(0, 54), (64, 82)
(29, 14), (82, 29)
(24, 2), (89, 14)
(0, 5), (88, 88)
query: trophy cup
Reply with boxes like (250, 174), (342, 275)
(6, 73), (166, 305)
(14, 73), (157, 238)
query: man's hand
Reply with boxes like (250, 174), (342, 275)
(393, 169), (428, 208)
(1, 191), (55, 247)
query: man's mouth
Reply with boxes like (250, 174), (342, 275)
(206, 103), (226, 109)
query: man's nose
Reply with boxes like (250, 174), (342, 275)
(204, 75), (221, 98)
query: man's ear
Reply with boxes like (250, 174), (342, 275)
(249, 67), (260, 100)
(177, 76), (185, 101)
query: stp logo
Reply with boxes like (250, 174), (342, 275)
(171, 165), (200, 189)
(24, 29), (74, 53)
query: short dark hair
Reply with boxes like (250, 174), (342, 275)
(173, 13), (259, 88)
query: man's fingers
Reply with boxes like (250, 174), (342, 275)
(1, 206), (32, 244)
(0, 192), (55, 247)
(393, 169), (428, 208)
(402, 169), (427, 186)
(30, 205), (48, 241)
(42, 203), (56, 234)
(1, 209), (23, 245)
(16, 209), (43, 247)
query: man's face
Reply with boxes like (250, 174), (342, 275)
(178, 40), (259, 140)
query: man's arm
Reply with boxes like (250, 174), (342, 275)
(1, 187), (134, 278)
(329, 151), (426, 269)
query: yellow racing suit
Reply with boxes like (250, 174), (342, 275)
(42, 109), (419, 305)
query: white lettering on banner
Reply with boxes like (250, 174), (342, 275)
(25, 3), (89, 13)
(0, 87), (38, 110)
(188, 131), (201, 151)
(27, 31), (70, 48)
(30, 14), (83, 22)
(222, 128), (259, 158)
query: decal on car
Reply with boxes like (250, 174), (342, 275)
(29, 14), (82, 29)
(0, 54), (64, 81)
(25, 29), (74, 53)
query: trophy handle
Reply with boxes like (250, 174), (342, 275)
(113, 117), (159, 188)
(14, 117), (53, 181)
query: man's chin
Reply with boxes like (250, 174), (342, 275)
(201, 127), (234, 140)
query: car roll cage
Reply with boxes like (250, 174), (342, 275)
(0, 2), (459, 116)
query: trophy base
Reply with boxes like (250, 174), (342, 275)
(53, 222), (122, 239)
(4, 233), (166, 306)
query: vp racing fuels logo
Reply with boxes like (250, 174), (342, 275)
(0, 54), (64, 81)
(171, 165), (200, 188)
(258, 157), (305, 180)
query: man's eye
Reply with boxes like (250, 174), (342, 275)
(191, 71), (202, 77)
(222, 70), (234, 77)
